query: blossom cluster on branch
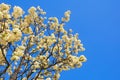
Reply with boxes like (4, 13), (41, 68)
(0, 3), (87, 80)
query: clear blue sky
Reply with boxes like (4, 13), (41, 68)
(0, 0), (120, 80)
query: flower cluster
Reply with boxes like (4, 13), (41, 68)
(11, 45), (25, 60)
(12, 6), (24, 18)
(0, 3), (87, 80)
(62, 10), (71, 22)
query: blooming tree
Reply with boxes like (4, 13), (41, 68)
(0, 3), (87, 80)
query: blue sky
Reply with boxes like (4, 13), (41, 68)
(0, 0), (120, 80)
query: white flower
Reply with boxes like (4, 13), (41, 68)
(23, 27), (33, 34)
(12, 6), (24, 18)
(79, 55), (87, 62)
(12, 28), (22, 41)
(11, 55), (20, 61)
(0, 3), (10, 11)
(17, 45), (25, 50)
(28, 7), (36, 14)
(64, 10), (71, 17)
(62, 10), (71, 22)
(49, 17), (58, 23)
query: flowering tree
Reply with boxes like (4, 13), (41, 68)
(0, 3), (87, 80)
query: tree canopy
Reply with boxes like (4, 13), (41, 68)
(0, 3), (87, 80)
